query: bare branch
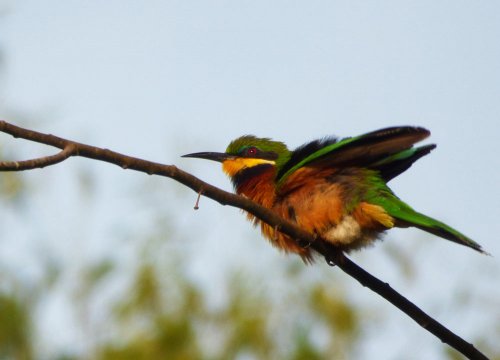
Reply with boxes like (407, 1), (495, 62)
(0, 144), (76, 171)
(0, 120), (490, 360)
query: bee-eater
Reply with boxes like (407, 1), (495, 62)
(183, 126), (484, 262)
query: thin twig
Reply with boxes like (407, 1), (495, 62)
(194, 190), (202, 210)
(0, 120), (490, 360)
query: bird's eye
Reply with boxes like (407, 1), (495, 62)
(245, 147), (258, 156)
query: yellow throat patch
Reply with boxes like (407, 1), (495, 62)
(222, 158), (275, 177)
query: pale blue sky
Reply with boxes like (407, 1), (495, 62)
(1, 1), (499, 358)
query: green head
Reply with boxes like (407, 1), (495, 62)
(183, 135), (291, 178)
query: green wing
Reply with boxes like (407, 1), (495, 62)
(276, 126), (485, 253)
(277, 126), (432, 186)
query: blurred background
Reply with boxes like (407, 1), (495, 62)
(0, 1), (499, 359)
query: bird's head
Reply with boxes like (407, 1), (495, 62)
(183, 135), (291, 178)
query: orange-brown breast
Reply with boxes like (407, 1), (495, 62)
(276, 167), (345, 233)
(235, 166), (315, 262)
(236, 166), (394, 262)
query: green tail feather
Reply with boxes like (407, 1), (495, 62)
(395, 207), (484, 253)
(369, 190), (485, 253)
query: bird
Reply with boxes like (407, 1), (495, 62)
(183, 126), (485, 262)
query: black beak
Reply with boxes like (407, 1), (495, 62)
(182, 151), (234, 163)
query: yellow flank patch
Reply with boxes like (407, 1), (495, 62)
(360, 202), (395, 228)
(222, 158), (275, 177)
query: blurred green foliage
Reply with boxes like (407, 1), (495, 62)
(91, 258), (361, 359)
(0, 293), (32, 360)
(0, 172), (23, 201)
